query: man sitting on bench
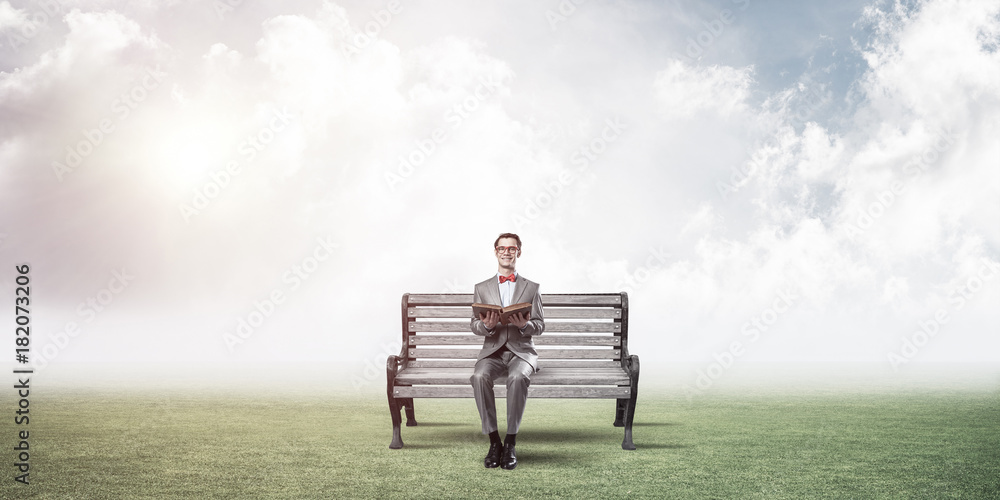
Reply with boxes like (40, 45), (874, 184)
(470, 232), (545, 470)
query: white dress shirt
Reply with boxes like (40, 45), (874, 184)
(497, 271), (517, 307)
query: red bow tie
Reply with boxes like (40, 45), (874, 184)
(499, 274), (516, 283)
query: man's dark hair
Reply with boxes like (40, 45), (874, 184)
(494, 233), (522, 250)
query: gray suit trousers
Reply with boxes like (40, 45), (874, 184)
(470, 348), (534, 435)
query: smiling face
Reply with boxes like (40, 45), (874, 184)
(495, 237), (520, 274)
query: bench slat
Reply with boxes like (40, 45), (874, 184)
(408, 307), (622, 319)
(407, 294), (622, 307)
(405, 360), (623, 368)
(406, 294), (474, 305)
(409, 321), (621, 333)
(392, 386), (630, 398)
(409, 335), (620, 346)
(409, 348), (620, 359)
(395, 368), (631, 385)
(538, 295), (622, 306)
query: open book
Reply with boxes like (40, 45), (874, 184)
(472, 302), (532, 325)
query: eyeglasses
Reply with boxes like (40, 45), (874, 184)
(496, 246), (519, 254)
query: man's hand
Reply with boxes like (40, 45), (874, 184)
(480, 311), (500, 331)
(509, 312), (529, 330)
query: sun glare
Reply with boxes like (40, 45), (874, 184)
(151, 118), (234, 191)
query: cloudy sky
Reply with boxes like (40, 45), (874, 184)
(1, 0), (997, 390)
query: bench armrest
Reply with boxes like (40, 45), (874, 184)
(386, 355), (404, 378)
(623, 354), (639, 377)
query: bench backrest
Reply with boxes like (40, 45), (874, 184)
(401, 293), (629, 369)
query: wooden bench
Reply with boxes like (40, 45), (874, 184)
(386, 292), (640, 450)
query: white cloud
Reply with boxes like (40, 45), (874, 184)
(0, 1), (29, 32)
(859, 0), (1000, 125)
(653, 59), (754, 118)
(796, 122), (845, 182)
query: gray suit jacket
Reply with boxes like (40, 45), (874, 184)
(470, 275), (545, 370)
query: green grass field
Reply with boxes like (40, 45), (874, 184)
(2, 386), (998, 499)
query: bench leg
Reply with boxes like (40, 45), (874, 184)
(622, 399), (636, 450)
(388, 396), (405, 449)
(622, 355), (640, 450)
(614, 399), (626, 427)
(403, 398), (418, 426)
(387, 356), (404, 449)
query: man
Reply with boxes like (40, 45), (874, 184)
(470, 232), (545, 470)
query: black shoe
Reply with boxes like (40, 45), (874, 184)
(500, 443), (517, 470)
(484, 442), (502, 468)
